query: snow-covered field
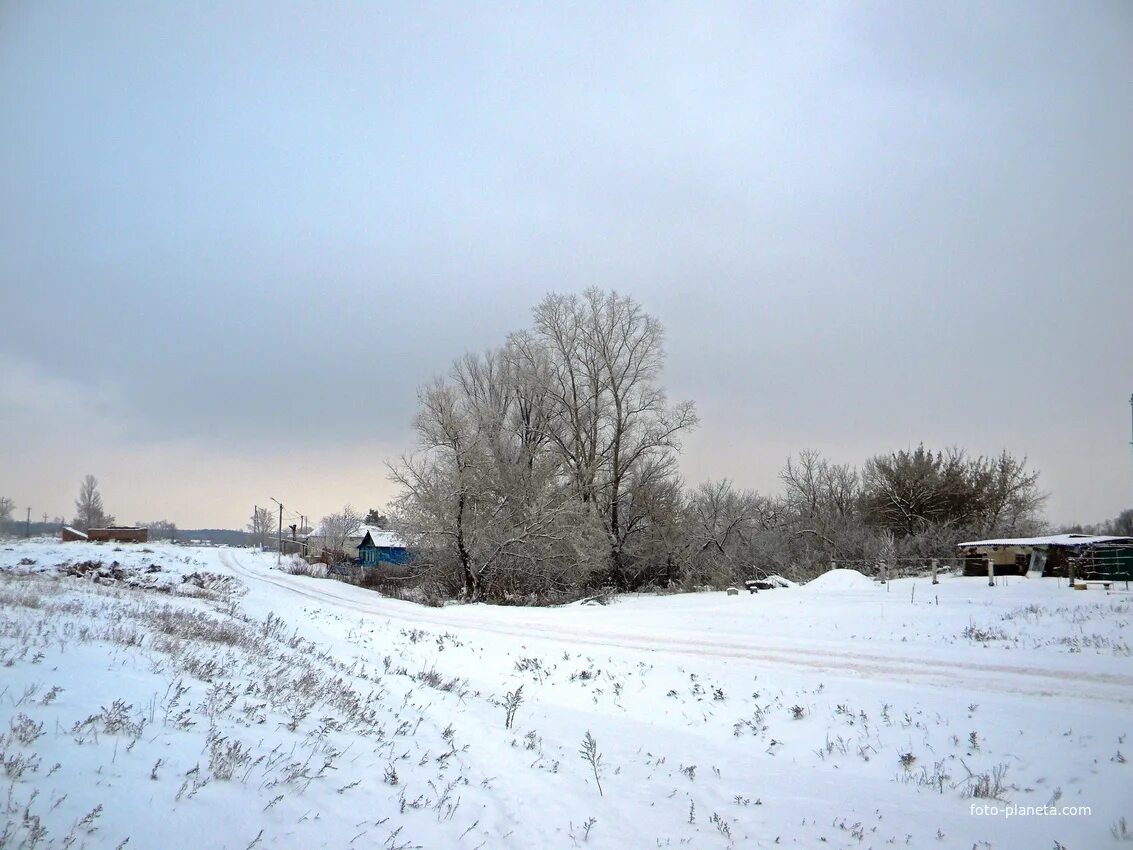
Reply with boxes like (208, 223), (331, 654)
(1, 540), (1130, 849)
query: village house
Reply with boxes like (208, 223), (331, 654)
(357, 528), (409, 568)
(303, 525), (407, 566)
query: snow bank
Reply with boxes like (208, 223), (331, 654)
(801, 567), (877, 592)
(762, 574), (797, 588)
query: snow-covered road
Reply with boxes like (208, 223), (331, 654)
(219, 547), (1133, 705)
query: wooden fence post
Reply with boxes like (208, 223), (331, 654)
(987, 556), (995, 587)
(931, 558), (939, 585)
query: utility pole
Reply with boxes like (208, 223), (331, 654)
(252, 505), (258, 550)
(271, 498), (283, 567)
(25, 507), (31, 538)
(1129, 393), (1133, 510)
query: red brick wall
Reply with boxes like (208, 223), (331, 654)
(86, 528), (149, 543)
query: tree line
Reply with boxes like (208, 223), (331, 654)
(387, 289), (1053, 603)
(1061, 509), (1133, 538)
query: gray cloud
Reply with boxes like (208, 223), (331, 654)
(2, 1), (1130, 527)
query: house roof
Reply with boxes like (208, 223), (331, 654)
(958, 534), (1133, 550)
(359, 527), (406, 549)
(308, 523), (379, 539)
(62, 526), (88, 539)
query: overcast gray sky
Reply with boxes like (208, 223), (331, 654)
(2, 1), (1131, 530)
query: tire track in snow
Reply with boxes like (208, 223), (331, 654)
(218, 552), (601, 848)
(218, 551), (1133, 705)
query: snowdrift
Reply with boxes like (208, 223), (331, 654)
(801, 567), (877, 592)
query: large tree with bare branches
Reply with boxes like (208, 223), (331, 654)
(530, 288), (697, 586)
(390, 344), (605, 601)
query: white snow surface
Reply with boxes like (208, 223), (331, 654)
(799, 568), (878, 592)
(1, 539), (1130, 849)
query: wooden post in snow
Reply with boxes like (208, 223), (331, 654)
(931, 558), (939, 585)
(987, 556), (995, 587)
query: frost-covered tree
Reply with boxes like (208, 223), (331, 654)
(319, 505), (364, 556)
(391, 290), (695, 599)
(780, 449), (860, 524)
(391, 346), (605, 602)
(681, 445), (1047, 585)
(860, 445), (1044, 538)
(684, 479), (757, 582)
(529, 289), (697, 587)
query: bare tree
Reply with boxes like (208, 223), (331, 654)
(247, 506), (275, 549)
(139, 519), (177, 542)
(391, 348), (605, 602)
(686, 479), (756, 577)
(626, 470), (687, 586)
(780, 449), (860, 523)
(968, 450), (1046, 536)
(1106, 508), (1133, 537)
(389, 289), (696, 597)
(319, 505), (364, 557)
(73, 475), (113, 531)
(0, 496), (14, 536)
(392, 378), (482, 596)
(531, 289), (697, 586)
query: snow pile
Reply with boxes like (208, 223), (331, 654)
(801, 567), (877, 592)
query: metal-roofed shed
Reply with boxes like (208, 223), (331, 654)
(957, 534), (1133, 579)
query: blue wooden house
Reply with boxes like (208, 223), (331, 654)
(357, 528), (410, 568)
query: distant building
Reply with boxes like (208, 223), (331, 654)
(957, 534), (1133, 579)
(86, 527), (149, 543)
(357, 528), (409, 568)
(61, 526), (89, 542)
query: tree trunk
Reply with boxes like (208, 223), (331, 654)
(455, 489), (476, 600)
